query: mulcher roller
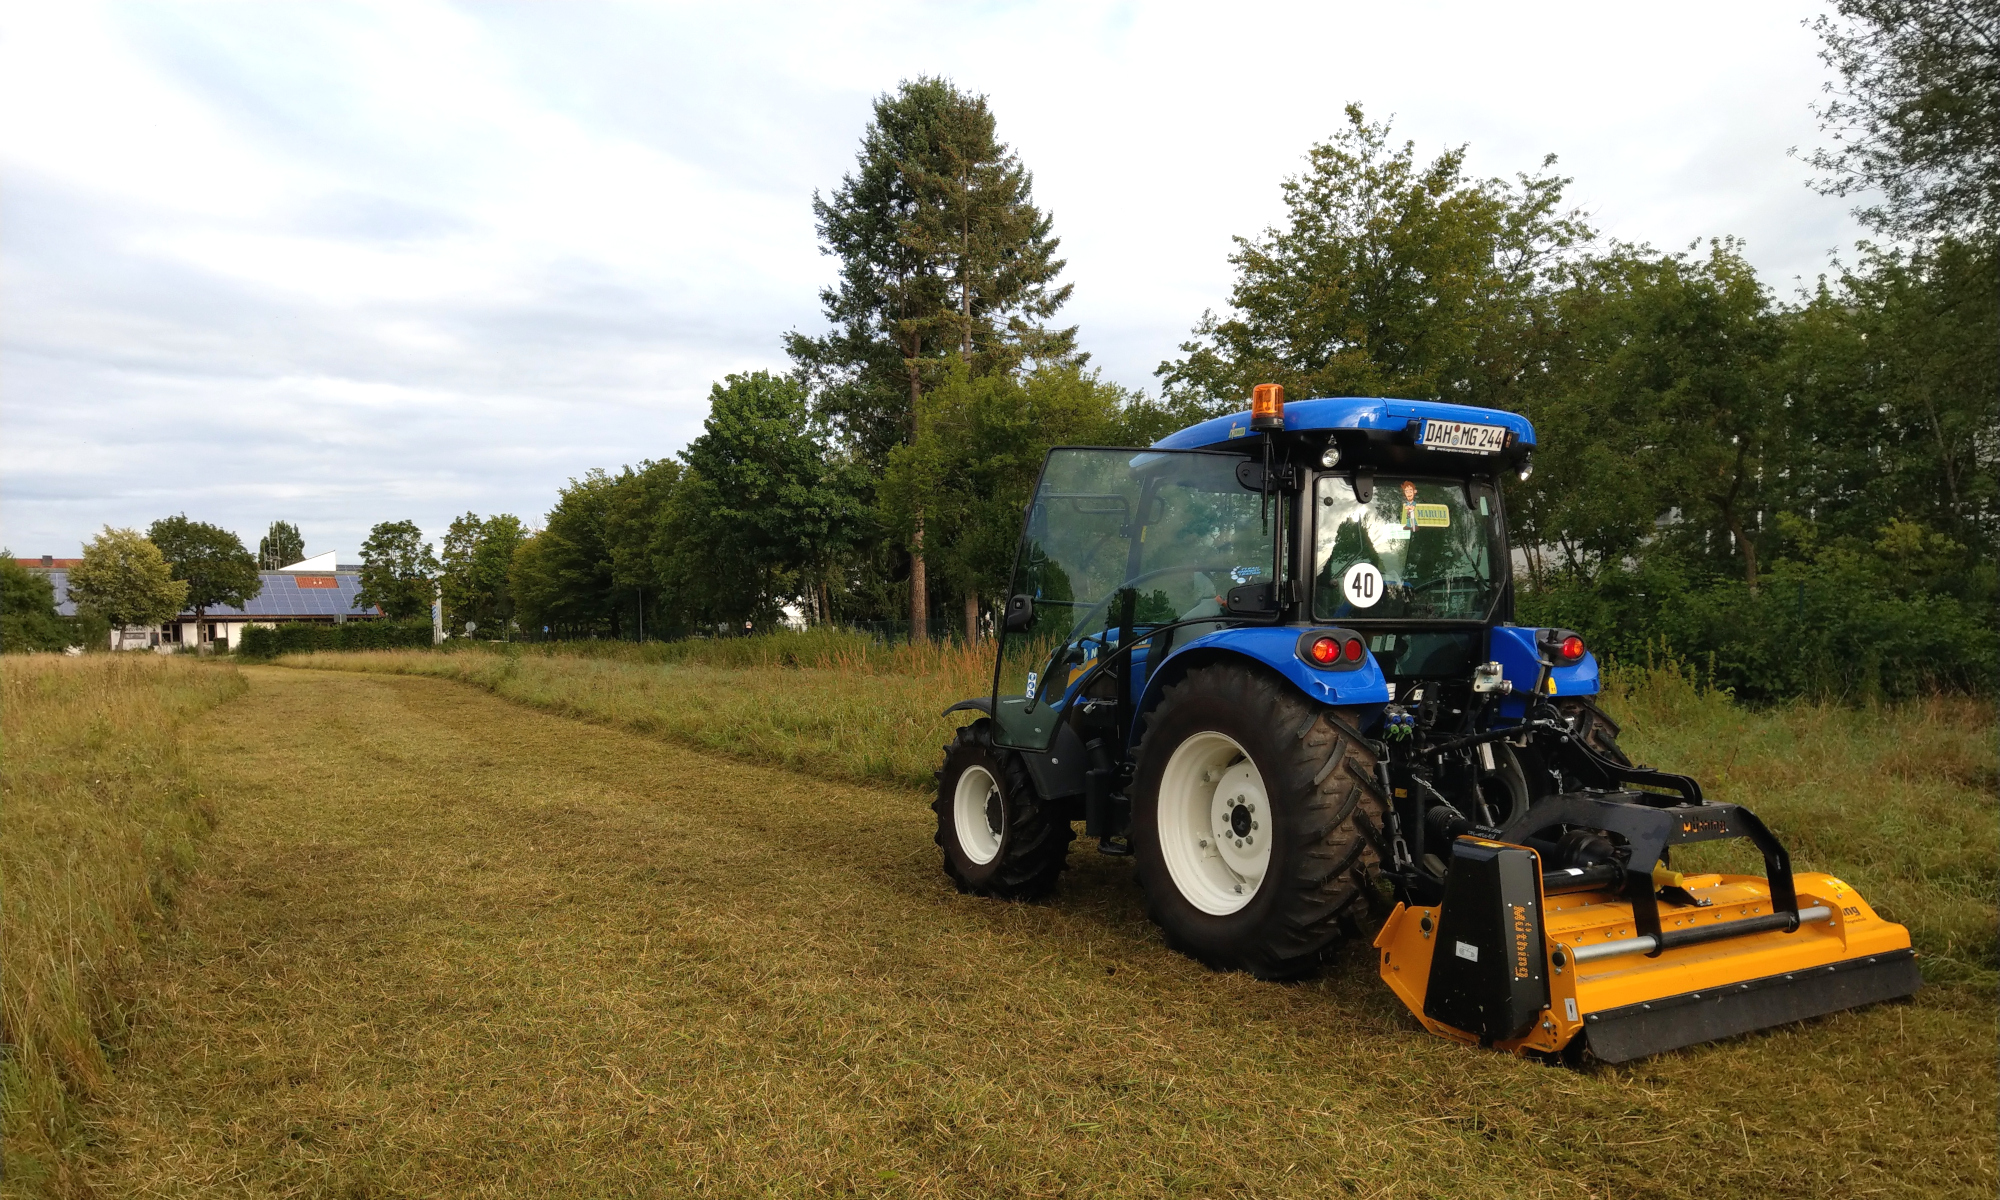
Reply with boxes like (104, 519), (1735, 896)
(1374, 790), (1920, 1062)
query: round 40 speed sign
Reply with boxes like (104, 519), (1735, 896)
(1341, 562), (1384, 609)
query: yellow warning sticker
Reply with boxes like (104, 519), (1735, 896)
(1404, 503), (1450, 528)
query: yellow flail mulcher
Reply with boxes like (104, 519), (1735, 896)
(1375, 788), (1919, 1062)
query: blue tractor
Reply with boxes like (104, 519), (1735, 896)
(937, 386), (1918, 1062)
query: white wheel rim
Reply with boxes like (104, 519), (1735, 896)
(953, 764), (1004, 865)
(1157, 731), (1270, 915)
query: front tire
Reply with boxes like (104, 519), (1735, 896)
(933, 720), (1074, 898)
(1132, 664), (1387, 980)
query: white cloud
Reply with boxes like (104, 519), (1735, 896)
(0, 0), (1862, 559)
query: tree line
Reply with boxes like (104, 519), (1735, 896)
(446, 4), (1991, 701)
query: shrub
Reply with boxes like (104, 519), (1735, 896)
(238, 619), (436, 660)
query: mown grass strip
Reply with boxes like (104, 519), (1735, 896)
(282, 641), (1997, 989)
(1, 655), (246, 1197)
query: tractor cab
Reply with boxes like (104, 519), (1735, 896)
(985, 393), (1564, 774)
(935, 386), (1919, 1064)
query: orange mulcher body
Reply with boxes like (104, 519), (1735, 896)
(1372, 797), (1920, 1062)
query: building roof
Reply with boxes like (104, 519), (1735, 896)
(276, 550), (339, 572)
(46, 569), (383, 620)
(16, 557), (83, 570)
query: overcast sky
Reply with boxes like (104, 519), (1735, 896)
(2, 0), (1868, 561)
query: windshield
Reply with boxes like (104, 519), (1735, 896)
(992, 448), (1272, 749)
(1313, 475), (1503, 621)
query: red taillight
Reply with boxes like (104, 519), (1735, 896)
(1559, 635), (1585, 661)
(1343, 637), (1365, 663)
(1309, 636), (1339, 664)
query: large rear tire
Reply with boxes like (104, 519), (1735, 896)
(1131, 663), (1386, 980)
(933, 720), (1074, 898)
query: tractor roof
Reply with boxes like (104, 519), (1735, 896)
(1152, 396), (1538, 453)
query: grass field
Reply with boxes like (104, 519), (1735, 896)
(1, 655), (245, 1196)
(282, 637), (1998, 984)
(39, 649), (1992, 1196)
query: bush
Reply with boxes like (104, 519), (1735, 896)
(238, 619), (436, 659)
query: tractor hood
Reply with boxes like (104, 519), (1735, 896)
(1153, 397), (1537, 453)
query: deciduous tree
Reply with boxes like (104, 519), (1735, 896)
(0, 553), (71, 651)
(439, 513), (525, 636)
(356, 521), (439, 620)
(653, 372), (867, 630)
(509, 475), (621, 638)
(1157, 105), (1591, 414)
(1805, 0), (1999, 241)
(66, 527), (188, 633)
(148, 515), (262, 631)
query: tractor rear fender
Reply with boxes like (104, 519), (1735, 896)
(1489, 626), (1599, 721)
(1131, 626), (1392, 751)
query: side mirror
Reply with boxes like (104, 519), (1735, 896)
(1003, 594), (1036, 633)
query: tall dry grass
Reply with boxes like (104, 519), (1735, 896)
(1, 655), (245, 1196)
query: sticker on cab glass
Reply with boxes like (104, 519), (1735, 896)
(1403, 503), (1450, 529)
(1341, 562), (1383, 609)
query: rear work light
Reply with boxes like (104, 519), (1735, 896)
(1298, 628), (1368, 671)
(1251, 382), (1285, 432)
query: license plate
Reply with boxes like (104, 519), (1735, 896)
(1420, 418), (1507, 453)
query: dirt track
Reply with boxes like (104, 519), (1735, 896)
(80, 666), (1994, 1198)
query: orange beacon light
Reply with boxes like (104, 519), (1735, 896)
(1251, 382), (1285, 432)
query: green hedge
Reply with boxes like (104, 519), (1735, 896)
(238, 619), (437, 659)
(1518, 556), (1997, 704)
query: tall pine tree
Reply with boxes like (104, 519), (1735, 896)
(788, 76), (1073, 637)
